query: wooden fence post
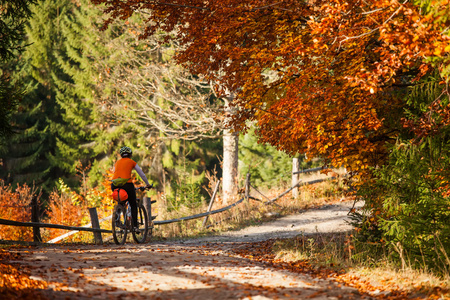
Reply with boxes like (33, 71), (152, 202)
(202, 181), (220, 227)
(143, 197), (152, 224)
(245, 173), (251, 210)
(31, 196), (42, 243)
(88, 207), (103, 245)
(292, 157), (300, 199)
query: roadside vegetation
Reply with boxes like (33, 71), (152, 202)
(149, 171), (449, 299)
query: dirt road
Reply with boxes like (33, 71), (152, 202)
(5, 201), (386, 299)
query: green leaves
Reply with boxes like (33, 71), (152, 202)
(359, 138), (450, 274)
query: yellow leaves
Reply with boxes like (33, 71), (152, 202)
(434, 48), (443, 56)
(444, 44), (450, 52)
(316, 124), (324, 135)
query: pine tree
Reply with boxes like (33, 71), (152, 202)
(52, 0), (152, 187)
(0, 0), (36, 140)
(59, 0), (224, 195)
(50, 0), (105, 183)
(0, 0), (71, 194)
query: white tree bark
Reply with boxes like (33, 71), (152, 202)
(222, 127), (238, 204)
(222, 96), (239, 205)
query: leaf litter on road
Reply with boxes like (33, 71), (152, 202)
(1, 200), (448, 299)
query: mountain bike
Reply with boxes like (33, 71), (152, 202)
(112, 185), (154, 245)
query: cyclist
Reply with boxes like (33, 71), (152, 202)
(112, 146), (151, 231)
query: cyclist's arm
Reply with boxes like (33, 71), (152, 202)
(134, 164), (150, 186)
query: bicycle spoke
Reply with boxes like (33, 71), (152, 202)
(132, 205), (148, 243)
(112, 204), (128, 245)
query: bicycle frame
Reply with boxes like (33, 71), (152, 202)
(112, 185), (153, 245)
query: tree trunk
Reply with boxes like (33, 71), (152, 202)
(222, 128), (238, 204)
(222, 96), (239, 205)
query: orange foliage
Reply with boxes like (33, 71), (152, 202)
(45, 189), (86, 242)
(93, 0), (450, 182)
(96, 169), (116, 218)
(44, 172), (115, 242)
(0, 181), (37, 242)
(0, 250), (48, 299)
(0, 169), (116, 243)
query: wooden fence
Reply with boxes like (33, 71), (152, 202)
(0, 167), (341, 246)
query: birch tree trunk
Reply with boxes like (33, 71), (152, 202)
(222, 96), (239, 205)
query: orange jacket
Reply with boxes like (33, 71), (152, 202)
(112, 158), (136, 183)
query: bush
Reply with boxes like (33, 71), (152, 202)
(357, 139), (450, 275)
(0, 181), (37, 241)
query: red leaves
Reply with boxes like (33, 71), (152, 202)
(91, 0), (450, 182)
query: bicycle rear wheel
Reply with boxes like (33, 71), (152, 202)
(132, 205), (148, 243)
(112, 203), (128, 245)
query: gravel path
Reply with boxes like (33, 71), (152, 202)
(181, 200), (361, 244)
(7, 200), (383, 300)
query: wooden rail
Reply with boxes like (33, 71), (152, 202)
(0, 167), (342, 245)
(155, 196), (246, 225)
(292, 166), (327, 175)
(0, 218), (111, 233)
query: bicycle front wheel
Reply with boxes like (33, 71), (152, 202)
(132, 205), (148, 243)
(112, 204), (128, 245)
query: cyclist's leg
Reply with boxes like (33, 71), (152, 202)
(123, 183), (138, 228)
(129, 197), (138, 228)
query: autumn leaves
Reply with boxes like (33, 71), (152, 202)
(90, 0), (450, 181)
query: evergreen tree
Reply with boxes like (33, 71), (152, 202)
(61, 1), (224, 196)
(357, 72), (450, 273)
(1, 0), (144, 193)
(51, 0), (108, 185)
(0, 0), (71, 194)
(160, 137), (222, 209)
(52, 0), (155, 187)
(0, 0), (36, 140)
